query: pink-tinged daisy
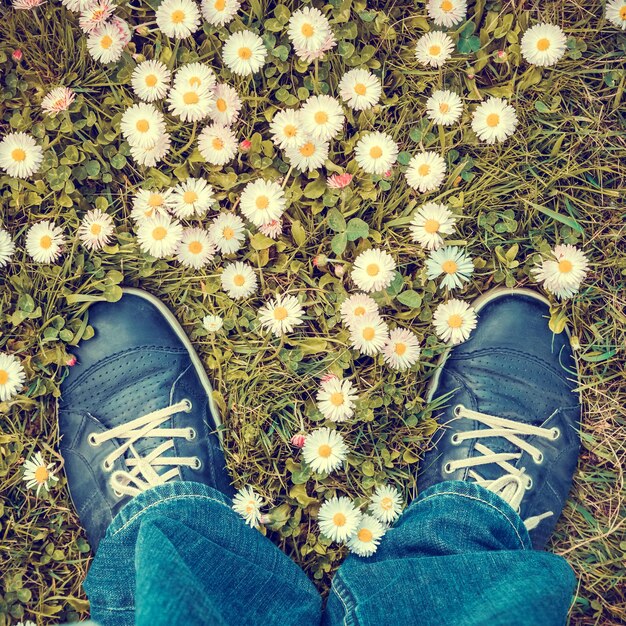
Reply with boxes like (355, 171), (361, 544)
(79, 0), (114, 33)
(41, 87), (75, 116)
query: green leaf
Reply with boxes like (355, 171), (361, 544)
(291, 220), (306, 247)
(327, 208), (346, 232)
(397, 151), (412, 166)
(397, 290), (422, 308)
(524, 200), (584, 234)
(385, 271), (404, 296)
(331, 232), (348, 255)
(303, 177), (326, 199)
(345, 218), (369, 241)
(250, 232), (276, 250)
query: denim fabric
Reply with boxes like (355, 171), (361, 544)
(84, 480), (575, 626)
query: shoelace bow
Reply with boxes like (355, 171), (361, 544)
(89, 399), (200, 497)
(445, 404), (559, 531)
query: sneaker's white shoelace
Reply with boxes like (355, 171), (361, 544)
(445, 404), (559, 531)
(89, 399), (200, 497)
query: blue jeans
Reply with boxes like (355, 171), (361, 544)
(83, 480), (575, 626)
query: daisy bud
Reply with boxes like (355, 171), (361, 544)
(467, 72), (475, 80)
(327, 172), (353, 189)
(313, 254), (328, 268)
(239, 139), (252, 152)
(334, 264), (346, 278)
(290, 434), (307, 448)
(135, 25), (150, 36)
(66, 355), (77, 367)
(12, 49), (23, 62)
(383, 169), (392, 178)
(258, 513), (271, 525)
(496, 50), (506, 59)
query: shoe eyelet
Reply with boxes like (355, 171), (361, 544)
(450, 433), (461, 445)
(186, 428), (197, 441)
(182, 399), (193, 413)
(191, 457), (202, 471)
(550, 428), (560, 440)
(533, 452), (544, 465)
(88, 433), (100, 447)
(102, 459), (113, 472)
(525, 477), (533, 490)
(443, 462), (454, 474)
(453, 405), (464, 417)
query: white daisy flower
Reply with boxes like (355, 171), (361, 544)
(22, 452), (59, 497)
(202, 314), (223, 332)
(369, 485), (403, 525)
(521, 23), (567, 67)
(382, 328), (421, 370)
(405, 151), (447, 193)
(287, 6), (332, 54)
(210, 83), (241, 126)
(427, 0), (467, 28)
(221, 261), (258, 299)
(339, 293), (379, 327)
(532, 244), (590, 300)
(415, 31), (454, 68)
(136, 213), (183, 258)
(292, 31), (336, 63)
(14, 621), (37, 626)
(13, 0), (45, 9)
(0, 132), (43, 179)
(426, 89), (463, 126)
(130, 133), (172, 167)
(79, 0), (113, 33)
(167, 178), (215, 219)
(41, 86), (75, 116)
(87, 22), (125, 64)
(269, 109), (306, 150)
(240, 179), (287, 227)
(198, 123), (237, 166)
(316, 376), (358, 423)
(156, 0), (201, 39)
(354, 131), (399, 176)
(131, 60), (171, 102)
(173, 62), (217, 91)
(222, 30), (267, 76)
(347, 514), (386, 557)
(300, 95), (345, 141)
(258, 219), (283, 239)
(410, 201), (457, 250)
(284, 138), (329, 172)
(25, 221), (65, 263)
(131, 188), (173, 222)
(209, 212), (246, 254)
(61, 0), (93, 9)
(349, 313), (389, 356)
(351, 248), (397, 293)
(258, 294), (305, 336)
(606, 0), (626, 29)
(167, 83), (214, 122)
(318, 496), (362, 543)
(302, 427), (348, 474)
(433, 298), (477, 345)
(0, 229), (15, 267)
(120, 103), (166, 149)
(338, 68), (382, 111)
(176, 227), (216, 269)
(78, 209), (114, 251)
(426, 246), (474, 290)
(471, 97), (518, 144)
(0, 353), (26, 402)
(232, 485), (264, 527)
(201, 0), (240, 26)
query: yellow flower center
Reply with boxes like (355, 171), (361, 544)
(442, 259), (458, 274)
(145, 74), (158, 87)
(354, 306), (366, 316)
(448, 313), (463, 328)
(362, 327), (375, 341)
(274, 306), (288, 320)
(301, 23), (314, 37)
(183, 190), (198, 204)
(238, 47), (252, 60)
(100, 35), (113, 49)
(216, 98), (227, 112)
(381, 496), (393, 510)
(358, 527), (373, 542)
(188, 241), (202, 254)
(148, 194), (163, 207)
(40, 235), (52, 249)
(558, 259), (573, 273)
(0, 370), (8, 385)
(90, 223), (102, 235)
(171, 9), (185, 23)
(233, 274), (245, 286)
(354, 83), (367, 96)
(395, 342), (407, 356)
(366, 263), (379, 276)
(212, 137), (224, 150)
(439, 102), (450, 113)
(34, 466), (49, 483)
(330, 392), (344, 407)
(284, 124), (297, 137)
(486, 113), (500, 127)
(136, 119), (150, 133)
(418, 164), (431, 176)
(429, 45), (441, 56)
(183, 91), (199, 105)
(11, 148), (26, 162)
(314, 111), (328, 124)
(536, 38), (550, 51)
(223, 226), (235, 240)
(369, 146), (383, 159)
(215, 0), (225, 10)
(299, 142), (315, 157)
(424, 219), (440, 234)
(318, 444), (332, 458)
(255, 195), (269, 210)
(152, 227), (167, 241)
(333, 512), (347, 527)
(621, 6), (626, 19)
(440, 0), (453, 10)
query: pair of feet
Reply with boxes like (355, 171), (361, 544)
(58, 288), (580, 551)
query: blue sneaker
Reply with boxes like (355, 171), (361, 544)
(59, 288), (233, 550)
(419, 288), (581, 548)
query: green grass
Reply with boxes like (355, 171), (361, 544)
(1, 0), (625, 624)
